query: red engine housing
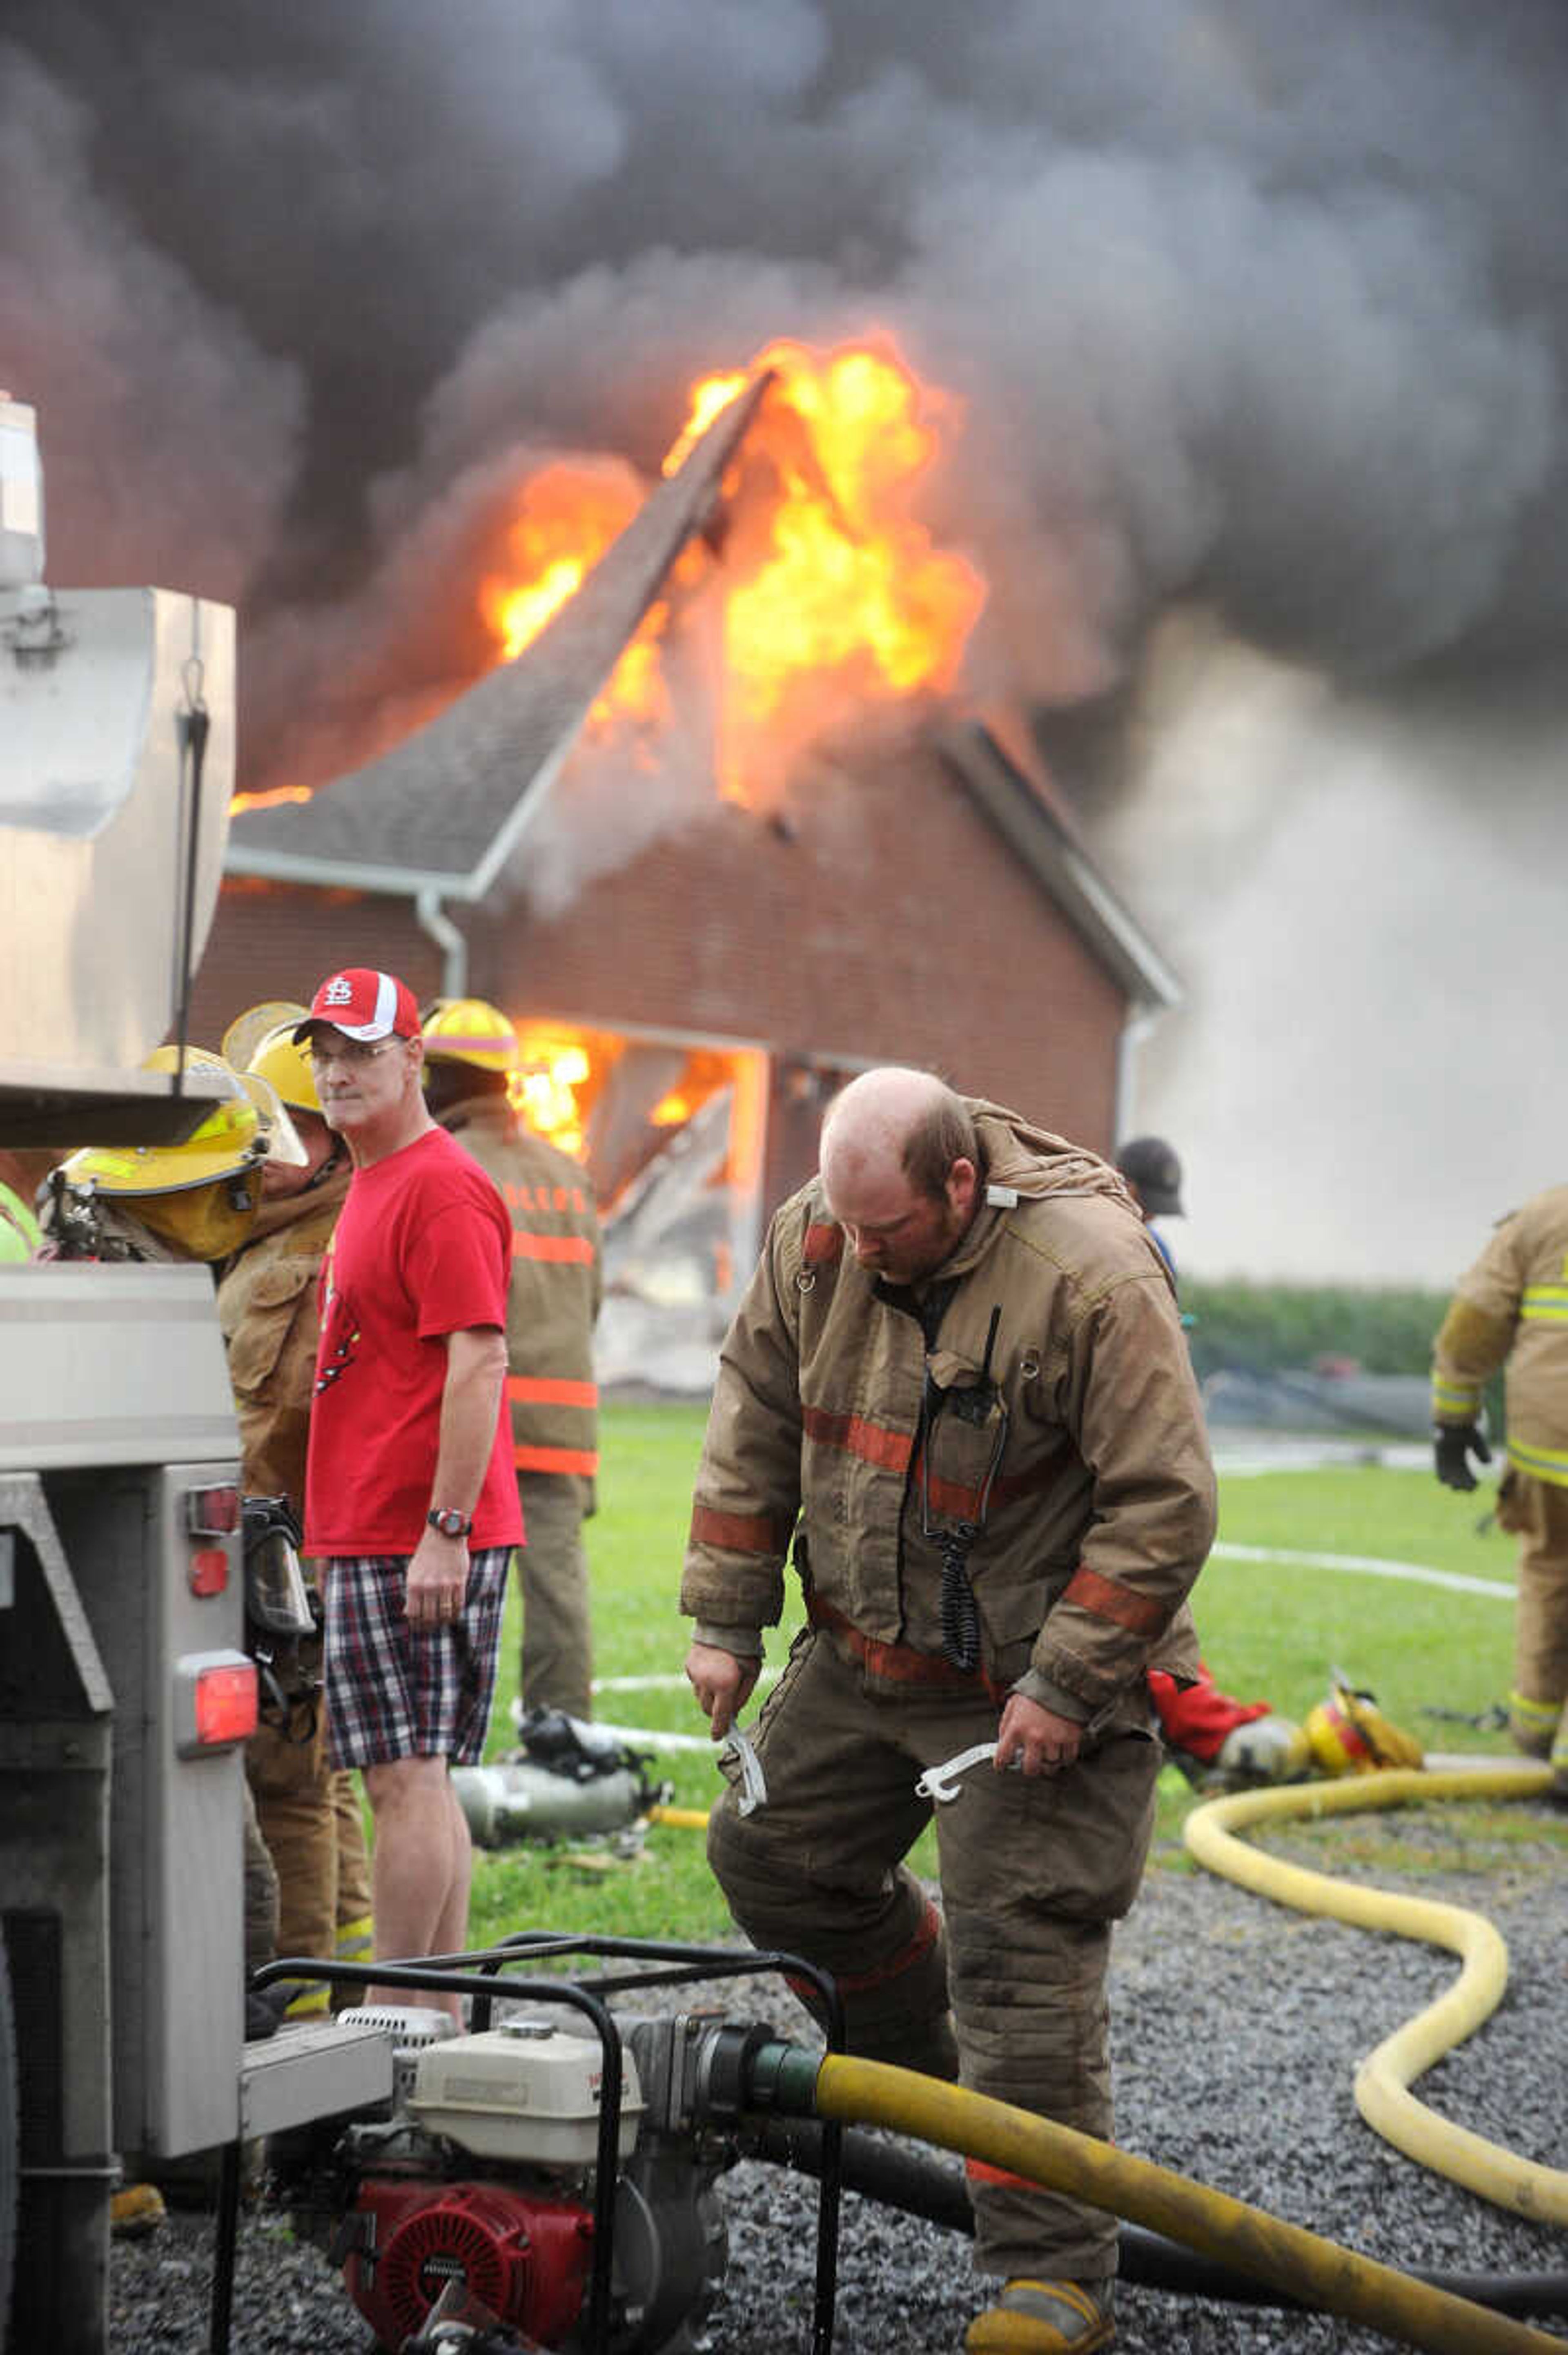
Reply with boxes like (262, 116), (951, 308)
(345, 2177), (595, 2350)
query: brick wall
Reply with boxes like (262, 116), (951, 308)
(188, 883), (441, 1048)
(475, 735), (1129, 1151)
(194, 733), (1132, 1214)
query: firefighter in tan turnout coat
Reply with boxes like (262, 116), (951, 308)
(1432, 1181), (1568, 1790)
(216, 1015), (374, 2013)
(423, 1000), (604, 1720)
(682, 1069), (1216, 2355)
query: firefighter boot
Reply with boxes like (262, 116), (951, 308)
(965, 2279), (1114, 2354)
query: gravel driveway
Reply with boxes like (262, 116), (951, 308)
(111, 1804), (1568, 2354)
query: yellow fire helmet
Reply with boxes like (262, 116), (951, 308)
(221, 1000), (309, 1072)
(421, 997), (520, 1074)
(245, 1020), (323, 1117)
(1304, 1672), (1425, 1778)
(59, 1047), (306, 1199)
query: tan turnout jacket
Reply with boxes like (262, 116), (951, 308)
(443, 1095), (604, 1488)
(682, 1103), (1214, 1722)
(1432, 1183), (1568, 1488)
(217, 1176), (349, 1510)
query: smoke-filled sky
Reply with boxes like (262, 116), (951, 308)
(6, 0), (1567, 1278)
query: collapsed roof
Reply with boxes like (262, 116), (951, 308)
(227, 373), (775, 900)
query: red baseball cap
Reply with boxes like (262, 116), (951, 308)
(293, 969), (421, 1045)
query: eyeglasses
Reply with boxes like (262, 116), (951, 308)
(307, 1036), (405, 1068)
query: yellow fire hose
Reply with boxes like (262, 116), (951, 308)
(1183, 1765), (1568, 2227)
(803, 2052), (1566, 2354)
(649, 1769), (1568, 2339)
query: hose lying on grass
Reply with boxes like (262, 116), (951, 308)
(1182, 1764), (1568, 2226)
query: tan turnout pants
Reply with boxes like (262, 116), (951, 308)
(1496, 1470), (1568, 1745)
(517, 1471), (595, 1720)
(247, 1644), (373, 2014)
(706, 1627), (1160, 2286)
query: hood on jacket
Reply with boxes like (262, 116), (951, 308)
(967, 1098), (1137, 1213)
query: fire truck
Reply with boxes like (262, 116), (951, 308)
(0, 394), (397, 2352)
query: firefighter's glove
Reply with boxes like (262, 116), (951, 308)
(1434, 1424), (1490, 1491)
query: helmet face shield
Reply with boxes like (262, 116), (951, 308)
(237, 1068), (309, 1166)
(222, 1001), (309, 1072)
(244, 1022), (323, 1117)
(56, 1042), (296, 1201)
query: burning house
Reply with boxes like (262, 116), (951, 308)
(193, 346), (1179, 1385)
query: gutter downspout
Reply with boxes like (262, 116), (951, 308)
(416, 889), (468, 1000)
(1113, 1002), (1156, 1145)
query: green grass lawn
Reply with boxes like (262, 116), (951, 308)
(463, 1405), (1554, 1950)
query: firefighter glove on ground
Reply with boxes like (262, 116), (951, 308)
(1434, 1423), (1490, 1491)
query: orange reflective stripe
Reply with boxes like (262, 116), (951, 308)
(965, 2156), (1047, 2194)
(514, 1444), (599, 1475)
(784, 1899), (942, 2005)
(690, 1501), (792, 1555)
(802, 1404), (913, 1474)
(506, 1375), (599, 1408)
(1062, 1563), (1167, 1638)
(918, 1455), (1057, 1521)
(806, 1593), (1006, 1701)
(512, 1232), (596, 1263)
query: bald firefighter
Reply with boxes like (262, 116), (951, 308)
(682, 1069), (1216, 2355)
(1432, 1182), (1568, 1793)
(216, 1012), (374, 2014)
(422, 1000), (604, 1720)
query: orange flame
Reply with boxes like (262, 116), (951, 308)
(507, 1033), (593, 1159)
(233, 339), (982, 815)
(480, 466), (642, 663)
(480, 336), (985, 798)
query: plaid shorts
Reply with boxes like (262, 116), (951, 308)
(322, 1548), (511, 1770)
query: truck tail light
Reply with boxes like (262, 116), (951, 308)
(174, 1651), (258, 1756)
(185, 1484), (242, 1538)
(189, 1548), (229, 1597)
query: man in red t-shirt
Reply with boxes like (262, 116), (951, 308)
(295, 967), (523, 2019)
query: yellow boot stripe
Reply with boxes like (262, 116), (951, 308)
(1008, 2282), (1100, 2324)
(1508, 1692), (1562, 1732)
(335, 1913), (374, 1959)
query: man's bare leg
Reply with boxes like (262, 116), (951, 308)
(363, 1753), (469, 2023)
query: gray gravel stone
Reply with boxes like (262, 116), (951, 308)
(110, 1810), (1568, 2353)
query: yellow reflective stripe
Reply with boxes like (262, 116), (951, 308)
(1508, 1691), (1561, 1733)
(285, 1985), (330, 2018)
(1521, 1286), (1568, 1320)
(1506, 1436), (1568, 1486)
(335, 1914), (374, 1960)
(1431, 1379), (1479, 1413)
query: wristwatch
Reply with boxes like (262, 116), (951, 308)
(427, 1506), (474, 1540)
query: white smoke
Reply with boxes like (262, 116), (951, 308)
(1091, 615), (1568, 1282)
